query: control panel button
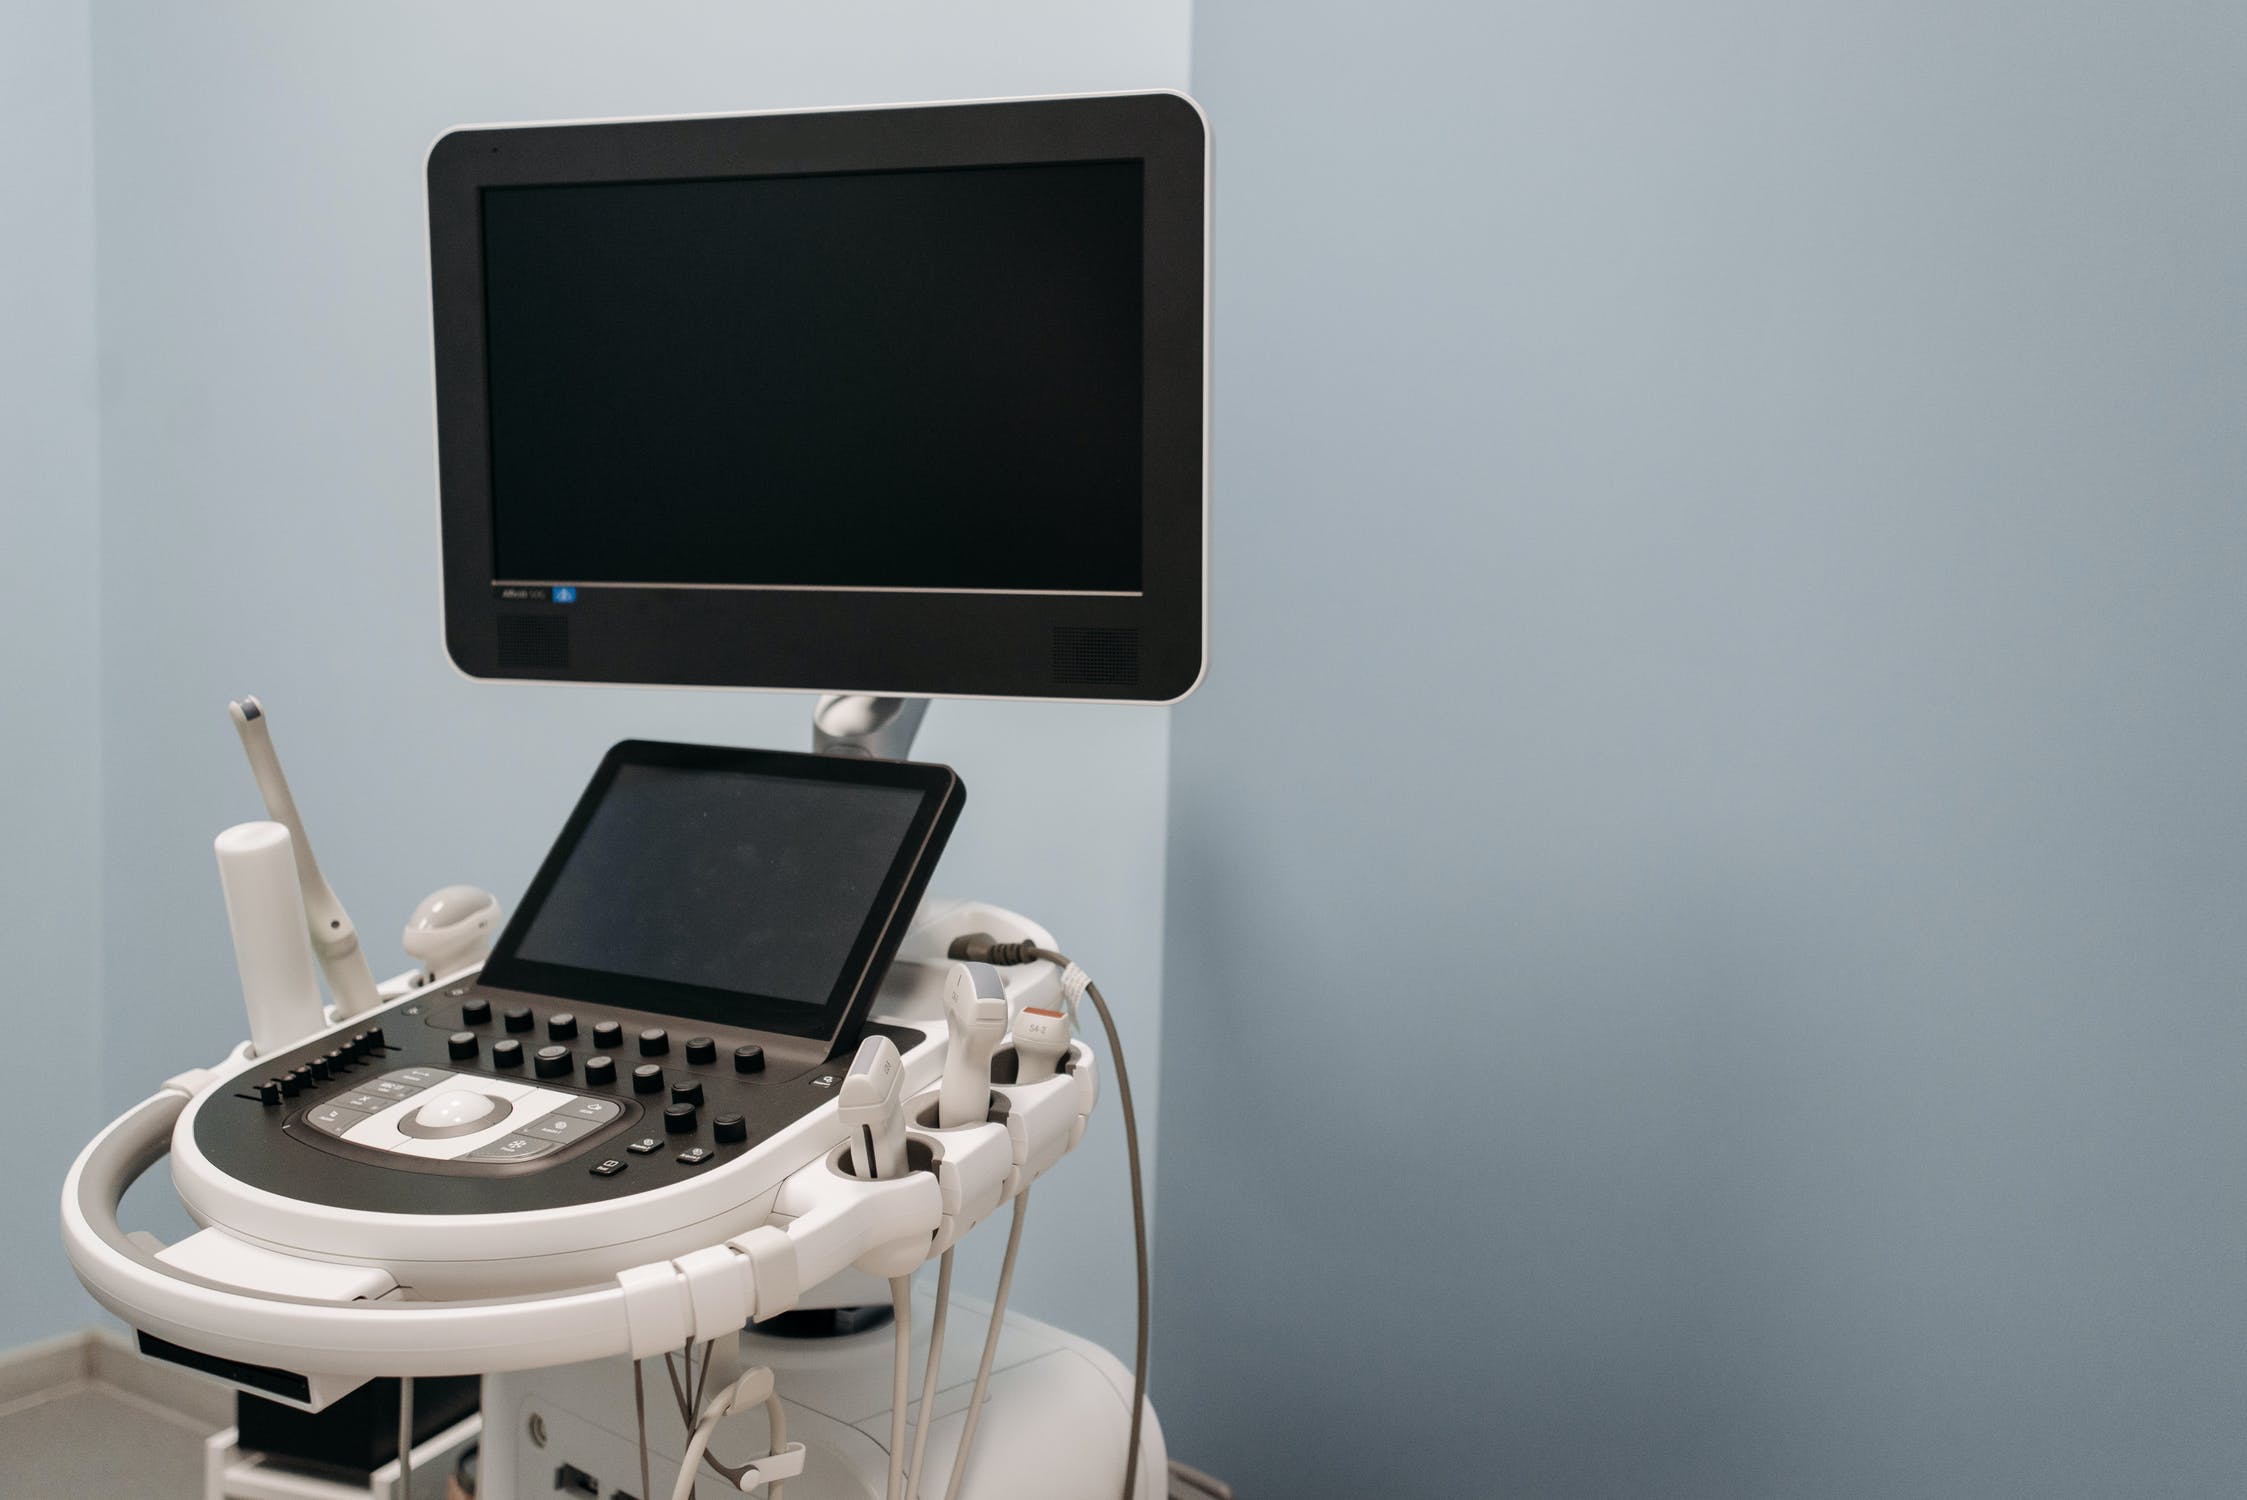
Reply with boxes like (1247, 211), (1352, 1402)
(632, 1064), (665, 1095)
(558, 1096), (623, 1123)
(460, 1134), (560, 1163)
(592, 1020), (623, 1049)
(304, 1102), (370, 1135)
(547, 1012), (578, 1041)
(461, 998), (491, 1025)
(448, 1032), (479, 1061)
(638, 1028), (669, 1057)
(336, 1091), (390, 1114)
(582, 1055), (617, 1088)
(365, 1026), (386, 1048)
(382, 1067), (447, 1088)
(589, 1158), (626, 1178)
(365, 1077), (422, 1101)
(712, 1113), (747, 1145)
(288, 1066), (313, 1094)
(734, 1044), (765, 1075)
(257, 1080), (282, 1107)
(525, 1113), (598, 1142)
(625, 1136), (663, 1154)
(676, 1146), (713, 1166)
(280, 1072), (305, 1098)
(669, 1079), (705, 1107)
(534, 1045), (573, 1079)
(684, 1036), (717, 1066)
(307, 1057), (331, 1082)
(503, 1005), (534, 1032)
(492, 1039), (524, 1069)
(663, 1103), (698, 1135)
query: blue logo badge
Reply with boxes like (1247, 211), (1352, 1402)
(551, 587), (577, 603)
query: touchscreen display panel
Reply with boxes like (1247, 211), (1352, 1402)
(505, 761), (926, 1007)
(479, 160), (1146, 595)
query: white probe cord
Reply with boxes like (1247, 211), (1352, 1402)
(905, 1249), (954, 1499)
(940, 1191), (1030, 1500)
(887, 1278), (914, 1500)
(396, 1374), (413, 1499)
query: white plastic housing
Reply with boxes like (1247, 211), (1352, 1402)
(213, 821), (327, 1058)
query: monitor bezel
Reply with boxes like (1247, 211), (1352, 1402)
(427, 92), (1207, 703)
(476, 739), (964, 1050)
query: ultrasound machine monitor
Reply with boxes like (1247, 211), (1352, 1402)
(427, 91), (1209, 702)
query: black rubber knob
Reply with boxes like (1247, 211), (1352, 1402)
(534, 1045), (572, 1079)
(547, 1012), (578, 1041)
(663, 1102), (699, 1134)
(669, 1079), (705, 1107)
(307, 1057), (330, 1082)
(325, 1049), (347, 1072)
(448, 1031), (479, 1061)
(711, 1113), (747, 1145)
(492, 1039), (524, 1069)
(583, 1054), (617, 1087)
(503, 1005), (534, 1032)
(287, 1067), (312, 1094)
(279, 1071), (304, 1098)
(638, 1027), (669, 1056)
(345, 1033), (369, 1059)
(364, 1026), (386, 1048)
(461, 998), (491, 1025)
(734, 1044), (765, 1075)
(258, 1080), (283, 1107)
(591, 1020), (623, 1049)
(632, 1063), (665, 1094)
(684, 1035), (717, 1066)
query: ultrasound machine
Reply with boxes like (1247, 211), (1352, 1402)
(60, 92), (1214, 1500)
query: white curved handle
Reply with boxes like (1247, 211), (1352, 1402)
(60, 1089), (636, 1379)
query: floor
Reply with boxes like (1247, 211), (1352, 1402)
(0, 1331), (228, 1500)
(0, 1383), (211, 1499)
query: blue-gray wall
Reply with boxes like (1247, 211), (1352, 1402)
(1153, 3), (2247, 1495)
(83, 0), (1188, 1358)
(0, 0), (102, 1350)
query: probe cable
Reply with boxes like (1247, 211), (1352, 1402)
(949, 936), (1150, 1500)
(904, 1248), (956, 1499)
(886, 1278), (914, 1500)
(396, 1374), (414, 1500)
(940, 1190), (1031, 1500)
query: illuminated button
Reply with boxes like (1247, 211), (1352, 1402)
(712, 1114), (747, 1145)
(447, 1032), (478, 1060)
(663, 1103), (698, 1135)
(669, 1079), (704, 1107)
(461, 998), (491, 1025)
(638, 1028), (669, 1057)
(534, 1045), (572, 1079)
(734, 1045), (765, 1075)
(632, 1064), (664, 1094)
(460, 1134), (559, 1163)
(547, 1012), (578, 1041)
(492, 1039), (524, 1069)
(684, 1036), (717, 1066)
(503, 1005), (534, 1032)
(304, 1102), (369, 1135)
(591, 1020), (623, 1049)
(582, 1055), (616, 1087)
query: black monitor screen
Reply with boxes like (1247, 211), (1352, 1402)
(479, 161), (1146, 595)
(504, 761), (927, 1008)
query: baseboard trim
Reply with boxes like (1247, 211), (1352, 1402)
(0, 1327), (234, 1429)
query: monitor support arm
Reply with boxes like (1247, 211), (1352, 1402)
(812, 696), (928, 760)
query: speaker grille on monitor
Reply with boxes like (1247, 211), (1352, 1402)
(496, 614), (570, 673)
(1052, 626), (1140, 686)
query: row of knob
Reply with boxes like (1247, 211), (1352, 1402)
(253, 1027), (387, 1106)
(453, 995), (763, 1072)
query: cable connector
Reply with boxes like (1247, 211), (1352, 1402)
(946, 931), (1043, 967)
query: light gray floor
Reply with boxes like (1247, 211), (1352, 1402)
(0, 1382), (210, 1499)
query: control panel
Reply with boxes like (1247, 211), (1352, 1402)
(192, 979), (924, 1216)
